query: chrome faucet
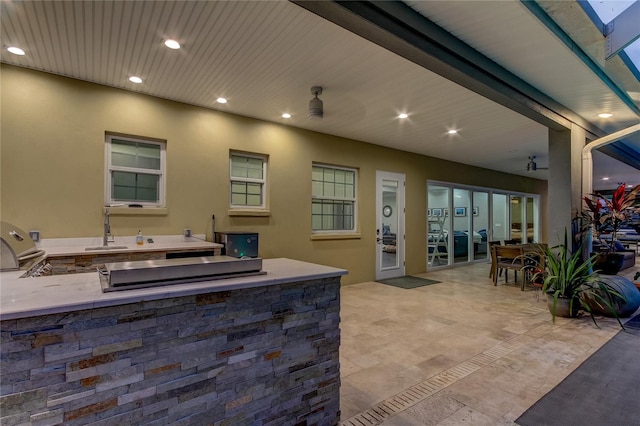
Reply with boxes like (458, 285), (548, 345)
(103, 205), (112, 247)
(85, 204), (126, 251)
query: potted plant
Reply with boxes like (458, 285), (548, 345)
(580, 183), (640, 274)
(526, 231), (625, 327)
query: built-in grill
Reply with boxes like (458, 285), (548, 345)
(1, 222), (46, 272)
(99, 255), (264, 292)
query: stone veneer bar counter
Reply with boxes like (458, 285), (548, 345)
(0, 258), (346, 425)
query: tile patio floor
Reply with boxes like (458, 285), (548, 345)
(339, 261), (640, 425)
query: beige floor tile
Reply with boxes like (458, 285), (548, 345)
(436, 405), (501, 426)
(341, 364), (423, 414)
(381, 394), (466, 426)
(412, 354), (460, 378)
(339, 261), (640, 425)
(380, 412), (430, 426)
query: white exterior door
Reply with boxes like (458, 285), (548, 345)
(376, 171), (405, 280)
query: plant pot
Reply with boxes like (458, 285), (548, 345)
(591, 252), (625, 275)
(546, 293), (580, 318)
(584, 275), (640, 317)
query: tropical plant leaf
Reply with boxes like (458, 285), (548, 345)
(524, 229), (626, 328)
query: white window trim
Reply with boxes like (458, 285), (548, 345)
(311, 163), (358, 234)
(105, 134), (166, 207)
(229, 152), (267, 210)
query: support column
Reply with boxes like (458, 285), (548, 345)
(547, 124), (586, 247)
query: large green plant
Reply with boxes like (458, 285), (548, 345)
(527, 231), (625, 327)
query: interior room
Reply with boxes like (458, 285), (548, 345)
(1, 0), (640, 425)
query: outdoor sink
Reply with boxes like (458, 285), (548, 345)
(85, 246), (129, 251)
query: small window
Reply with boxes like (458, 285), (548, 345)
(230, 153), (267, 208)
(106, 134), (166, 206)
(312, 164), (357, 232)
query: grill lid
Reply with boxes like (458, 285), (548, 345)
(1, 222), (45, 271)
(100, 255), (264, 291)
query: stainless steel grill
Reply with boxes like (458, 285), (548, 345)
(99, 255), (264, 292)
(1, 222), (45, 271)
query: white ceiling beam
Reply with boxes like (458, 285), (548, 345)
(605, 1), (640, 60)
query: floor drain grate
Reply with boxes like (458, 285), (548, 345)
(340, 336), (527, 425)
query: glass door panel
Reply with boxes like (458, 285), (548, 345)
(427, 185), (450, 267)
(382, 180), (398, 269)
(510, 195), (524, 243)
(525, 196), (536, 242)
(492, 193), (508, 242)
(472, 191), (489, 260)
(453, 188), (471, 264)
(376, 171), (405, 280)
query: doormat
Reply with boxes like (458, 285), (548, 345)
(515, 314), (640, 426)
(376, 276), (441, 289)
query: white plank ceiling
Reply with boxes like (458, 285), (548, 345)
(1, 0), (639, 189)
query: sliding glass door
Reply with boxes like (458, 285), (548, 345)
(428, 181), (540, 269)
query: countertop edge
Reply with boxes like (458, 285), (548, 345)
(0, 258), (347, 321)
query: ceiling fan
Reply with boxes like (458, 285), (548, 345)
(527, 155), (548, 172)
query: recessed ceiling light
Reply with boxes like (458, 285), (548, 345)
(164, 39), (181, 50)
(216, 97), (227, 104)
(7, 46), (25, 56)
(598, 113), (613, 118)
(282, 113), (291, 119)
(129, 76), (143, 84)
(602, 177), (610, 180)
(447, 129), (458, 135)
(398, 113), (408, 119)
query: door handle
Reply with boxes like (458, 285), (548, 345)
(376, 238), (382, 244)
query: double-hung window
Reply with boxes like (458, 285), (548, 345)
(106, 134), (166, 206)
(230, 153), (267, 208)
(312, 164), (357, 232)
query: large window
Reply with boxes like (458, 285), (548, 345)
(106, 134), (165, 206)
(312, 164), (357, 232)
(230, 153), (267, 208)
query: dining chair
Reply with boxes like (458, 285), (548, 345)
(488, 240), (502, 279)
(493, 244), (527, 289)
(522, 243), (547, 296)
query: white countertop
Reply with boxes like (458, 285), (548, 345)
(39, 235), (222, 256)
(0, 258), (347, 320)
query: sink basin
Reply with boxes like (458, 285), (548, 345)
(85, 246), (129, 251)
